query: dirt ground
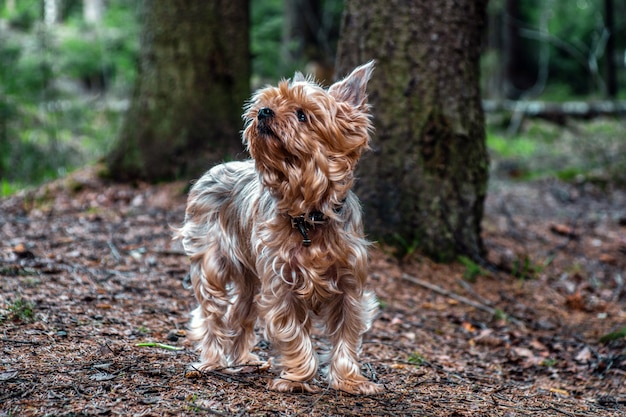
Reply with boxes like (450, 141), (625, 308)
(1, 164), (625, 416)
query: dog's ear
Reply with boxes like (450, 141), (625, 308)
(328, 60), (375, 108)
(292, 71), (306, 83)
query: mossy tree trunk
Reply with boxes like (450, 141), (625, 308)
(106, 0), (250, 182)
(336, 0), (489, 261)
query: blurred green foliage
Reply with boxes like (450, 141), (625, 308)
(487, 118), (626, 186)
(0, 0), (139, 193)
(250, 0), (284, 83)
(251, 0), (344, 83)
(488, 0), (626, 99)
(531, 0), (625, 98)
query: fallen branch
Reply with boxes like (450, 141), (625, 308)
(400, 273), (525, 327)
(0, 338), (42, 345)
(483, 99), (626, 119)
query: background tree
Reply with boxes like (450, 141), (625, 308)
(281, 0), (343, 85)
(503, 0), (539, 99)
(106, 0), (249, 181)
(83, 0), (104, 25)
(336, 0), (490, 261)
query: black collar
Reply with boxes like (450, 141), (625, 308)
(289, 204), (343, 247)
(290, 211), (325, 247)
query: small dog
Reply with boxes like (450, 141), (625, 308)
(176, 62), (381, 394)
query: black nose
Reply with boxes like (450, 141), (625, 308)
(258, 107), (274, 120)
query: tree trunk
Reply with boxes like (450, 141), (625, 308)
(282, 0), (334, 85)
(83, 0), (104, 25)
(604, 0), (617, 98)
(503, 0), (536, 98)
(336, 0), (489, 261)
(106, 0), (250, 182)
(44, 0), (60, 26)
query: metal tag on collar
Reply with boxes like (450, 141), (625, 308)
(291, 215), (312, 246)
(308, 211), (325, 223)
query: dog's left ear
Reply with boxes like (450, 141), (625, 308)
(292, 71), (306, 83)
(328, 60), (375, 109)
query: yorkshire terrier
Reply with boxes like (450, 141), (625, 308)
(176, 61), (381, 394)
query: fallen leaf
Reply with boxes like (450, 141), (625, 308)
(529, 339), (548, 352)
(550, 224), (578, 238)
(12, 243), (35, 259)
(403, 332), (416, 341)
(90, 372), (116, 381)
(565, 291), (586, 311)
(598, 254), (616, 265)
(185, 370), (202, 379)
(512, 347), (534, 358)
(574, 346), (591, 363)
(461, 321), (476, 332)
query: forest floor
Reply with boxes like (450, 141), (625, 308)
(1, 129), (626, 415)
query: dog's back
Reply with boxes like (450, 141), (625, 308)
(177, 160), (260, 274)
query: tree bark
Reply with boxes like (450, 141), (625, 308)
(106, 0), (250, 182)
(604, 0), (617, 98)
(336, 0), (489, 261)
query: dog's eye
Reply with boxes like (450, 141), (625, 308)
(296, 109), (307, 122)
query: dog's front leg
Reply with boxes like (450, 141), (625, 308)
(259, 282), (320, 393)
(322, 281), (382, 395)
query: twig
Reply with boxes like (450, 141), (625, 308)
(107, 239), (122, 261)
(400, 273), (525, 327)
(294, 385), (333, 417)
(135, 342), (183, 351)
(546, 209), (584, 258)
(150, 248), (187, 256)
(457, 279), (494, 307)
(203, 369), (260, 387)
(612, 273), (624, 303)
(545, 405), (578, 417)
(498, 201), (526, 242)
(0, 337), (42, 345)
(0, 386), (36, 403)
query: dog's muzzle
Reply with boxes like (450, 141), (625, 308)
(257, 107), (275, 136)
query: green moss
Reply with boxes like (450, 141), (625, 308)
(487, 133), (537, 158)
(2, 298), (35, 323)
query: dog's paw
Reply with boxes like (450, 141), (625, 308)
(269, 378), (320, 393)
(226, 359), (271, 374)
(331, 378), (383, 395)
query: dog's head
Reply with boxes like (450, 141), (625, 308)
(243, 61), (374, 216)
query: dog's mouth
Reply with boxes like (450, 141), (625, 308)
(257, 120), (275, 137)
(256, 120), (285, 145)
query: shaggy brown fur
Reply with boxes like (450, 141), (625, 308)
(176, 62), (381, 394)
